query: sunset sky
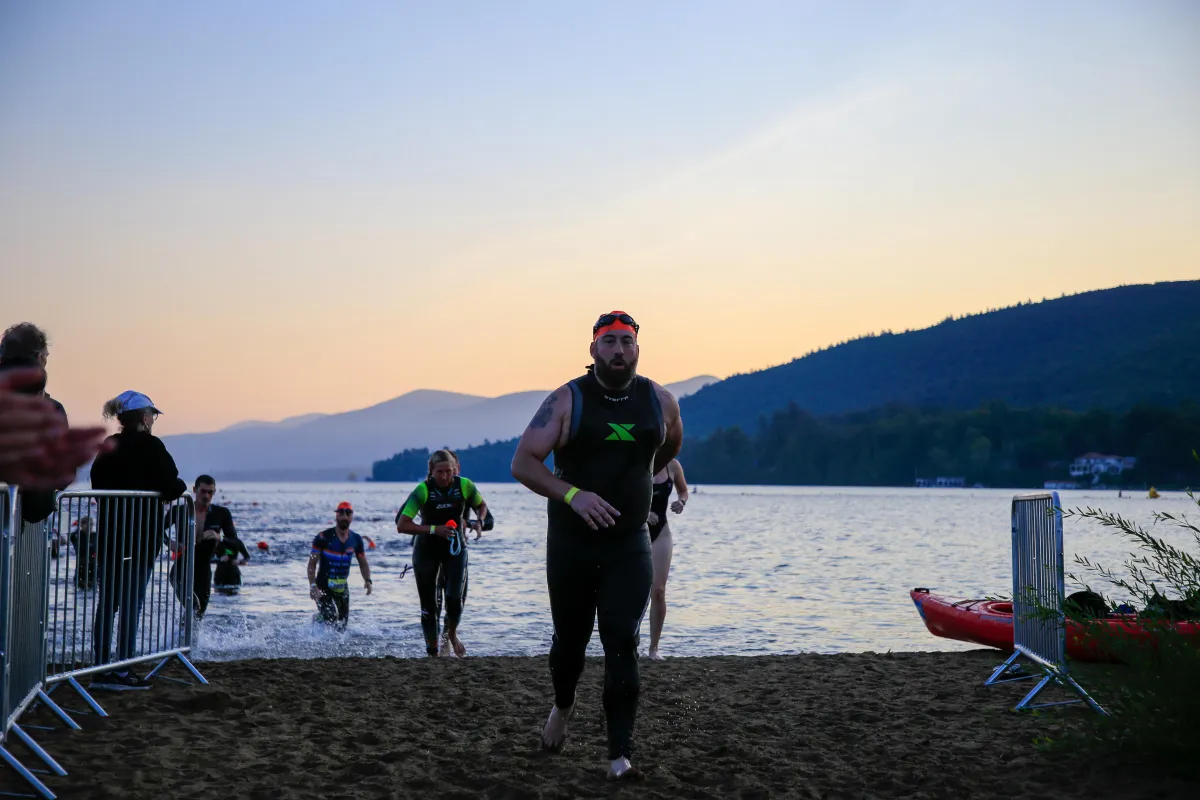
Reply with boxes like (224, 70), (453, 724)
(2, 1), (1197, 435)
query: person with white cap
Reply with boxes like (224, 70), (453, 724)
(88, 390), (187, 690)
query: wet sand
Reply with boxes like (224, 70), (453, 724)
(6, 651), (1192, 799)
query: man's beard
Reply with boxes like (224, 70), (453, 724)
(336, 520), (350, 531)
(593, 354), (638, 389)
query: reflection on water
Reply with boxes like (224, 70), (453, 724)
(189, 483), (1193, 662)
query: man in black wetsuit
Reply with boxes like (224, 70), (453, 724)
(168, 475), (237, 619)
(511, 310), (682, 781)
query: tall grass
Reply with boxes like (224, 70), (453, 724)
(1060, 480), (1200, 766)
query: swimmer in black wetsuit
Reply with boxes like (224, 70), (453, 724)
(511, 310), (683, 781)
(434, 452), (494, 627)
(395, 450), (489, 658)
(213, 535), (251, 595)
(646, 459), (688, 660)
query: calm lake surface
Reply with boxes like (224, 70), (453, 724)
(179, 483), (1191, 662)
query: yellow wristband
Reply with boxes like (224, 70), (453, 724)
(564, 487), (580, 504)
(429, 525), (435, 534)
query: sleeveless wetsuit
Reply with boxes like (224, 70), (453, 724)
(648, 477), (671, 543)
(547, 371), (664, 760)
(397, 476), (484, 655)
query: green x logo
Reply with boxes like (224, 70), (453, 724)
(605, 423), (636, 441)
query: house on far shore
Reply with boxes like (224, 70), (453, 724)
(1069, 453), (1137, 479)
(915, 476), (966, 488)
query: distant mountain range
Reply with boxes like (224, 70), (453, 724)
(156, 280), (1194, 484)
(679, 280), (1200, 438)
(159, 375), (718, 482)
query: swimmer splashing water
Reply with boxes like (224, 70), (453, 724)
(307, 502), (372, 632)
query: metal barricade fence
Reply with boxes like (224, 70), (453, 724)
(2, 489), (209, 799)
(46, 491), (206, 688)
(2, 485), (73, 799)
(985, 491), (1105, 713)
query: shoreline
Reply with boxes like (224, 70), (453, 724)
(14, 650), (1193, 799)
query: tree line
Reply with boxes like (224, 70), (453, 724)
(371, 401), (1199, 489)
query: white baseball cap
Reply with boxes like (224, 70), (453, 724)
(115, 390), (162, 414)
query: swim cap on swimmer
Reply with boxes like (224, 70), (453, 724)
(336, 501), (353, 512)
(593, 311), (639, 340)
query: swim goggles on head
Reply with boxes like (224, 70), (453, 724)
(593, 312), (639, 339)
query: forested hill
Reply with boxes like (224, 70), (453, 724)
(679, 281), (1200, 438)
(372, 401), (1199, 488)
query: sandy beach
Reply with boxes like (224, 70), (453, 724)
(6, 651), (1191, 799)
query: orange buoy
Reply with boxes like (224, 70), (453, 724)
(257, 541), (269, 551)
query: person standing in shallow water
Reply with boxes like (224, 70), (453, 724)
(307, 502), (372, 631)
(511, 310), (683, 781)
(646, 458), (688, 660)
(395, 449), (489, 658)
(169, 474), (236, 619)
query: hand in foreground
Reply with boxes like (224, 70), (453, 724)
(0, 369), (110, 488)
(671, 499), (686, 514)
(364, 581), (373, 596)
(569, 490), (620, 530)
(647, 512), (660, 528)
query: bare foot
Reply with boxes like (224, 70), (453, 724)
(449, 633), (466, 658)
(540, 703), (575, 752)
(438, 634), (457, 658)
(647, 648), (664, 661)
(607, 757), (644, 781)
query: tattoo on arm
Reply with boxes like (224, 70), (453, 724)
(530, 392), (557, 429)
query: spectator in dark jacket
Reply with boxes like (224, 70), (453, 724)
(88, 390), (186, 690)
(0, 324), (71, 523)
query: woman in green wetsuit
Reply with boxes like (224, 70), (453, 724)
(395, 449), (489, 657)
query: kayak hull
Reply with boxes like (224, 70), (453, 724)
(910, 588), (1200, 663)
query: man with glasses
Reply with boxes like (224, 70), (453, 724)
(511, 310), (683, 781)
(307, 501), (373, 631)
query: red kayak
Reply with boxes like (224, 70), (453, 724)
(910, 588), (1200, 663)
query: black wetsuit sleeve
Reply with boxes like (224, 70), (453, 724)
(217, 506), (237, 539)
(236, 538), (251, 560)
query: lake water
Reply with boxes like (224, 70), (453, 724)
(186, 483), (1194, 662)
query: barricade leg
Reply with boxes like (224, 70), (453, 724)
(1061, 674), (1107, 715)
(0, 745), (56, 799)
(144, 652), (208, 685)
(33, 692), (80, 732)
(8, 725), (65, 777)
(984, 651), (1035, 685)
(62, 677), (108, 718)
